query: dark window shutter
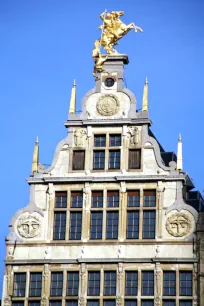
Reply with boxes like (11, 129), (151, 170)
(129, 149), (141, 169)
(72, 151), (85, 170)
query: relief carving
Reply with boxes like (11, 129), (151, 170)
(6, 265), (12, 296)
(128, 126), (140, 145)
(3, 297), (11, 306)
(74, 129), (87, 147)
(116, 297), (122, 306)
(17, 212), (42, 238)
(41, 296), (48, 306)
(97, 94), (119, 116)
(166, 213), (191, 237)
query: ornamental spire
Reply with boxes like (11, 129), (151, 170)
(142, 77), (148, 112)
(177, 133), (183, 171)
(32, 137), (39, 173)
(69, 80), (76, 114)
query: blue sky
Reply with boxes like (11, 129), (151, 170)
(0, 0), (204, 296)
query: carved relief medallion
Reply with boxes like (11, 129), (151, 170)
(17, 212), (42, 238)
(97, 94), (119, 116)
(166, 213), (191, 237)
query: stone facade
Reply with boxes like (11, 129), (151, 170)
(2, 55), (203, 306)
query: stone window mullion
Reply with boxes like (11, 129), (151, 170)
(139, 189), (143, 240)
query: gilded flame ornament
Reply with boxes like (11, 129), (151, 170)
(92, 10), (143, 76)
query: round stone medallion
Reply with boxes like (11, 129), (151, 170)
(166, 212), (191, 237)
(96, 94), (119, 116)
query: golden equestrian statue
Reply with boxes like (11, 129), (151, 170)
(92, 10), (143, 76)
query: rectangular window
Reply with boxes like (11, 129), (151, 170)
(144, 190), (156, 207)
(13, 273), (26, 297)
(142, 271), (154, 296)
(90, 212), (103, 239)
(67, 272), (79, 296)
(69, 212), (82, 240)
(50, 302), (62, 306)
(55, 192), (67, 208)
(71, 191), (83, 208)
(72, 151), (85, 170)
(106, 211), (118, 239)
(92, 191), (103, 208)
(12, 302), (24, 306)
(125, 271), (138, 295)
(103, 301), (116, 306)
(126, 211), (139, 239)
(29, 272), (42, 297)
(28, 302), (41, 306)
(50, 272), (63, 296)
(107, 191), (119, 207)
(109, 150), (120, 169)
(143, 211), (156, 239)
(128, 149), (141, 169)
(163, 301), (176, 306)
(94, 135), (106, 147)
(104, 271), (116, 296)
(179, 301), (192, 306)
(180, 272), (192, 296)
(53, 212), (66, 240)
(88, 271), (100, 296)
(163, 271), (176, 296)
(87, 301), (99, 306)
(110, 135), (121, 146)
(125, 301), (137, 306)
(128, 191), (140, 207)
(66, 301), (78, 306)
(93, 151), (105, 170)
(141, 301), (154, 306)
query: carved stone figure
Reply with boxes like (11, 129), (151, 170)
(166, 213), (191, 237)
(128, 127), (139, 145)
(74, 129), (87, 147)
(4, 297), (11, 306)
(97, 94), (119, 116)
(17, 212), (41, 238)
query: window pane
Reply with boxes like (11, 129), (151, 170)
(55, 192), (67, 208)
(107, 191), (119, 207)
(50, 272), (63, 296)
(13, 273), (26, 297)
(104, 272), (116, 296)
(29, 302), (41, 306)
(67, 272), (79, 296)
(128, 191), (140, 207)
(142, 211), (155, 239)
(69, 212), (82, 240)
(142, 271), (154, 296)
(93, 151), (105, 170)
(128, 149), (141, 169)
(92, 191), (103, 208)
(180, 272), (192, 296)
(12, 302), (24, 306)
(109, 150), (120, 169)
(125, 301), (137, 306)
(141, 301), (154, 306)
(87, 301), (99, 306)
(110, 135), (121, 146)
(50, 301), (62, 306)
(88, 272), (100, 296)
(125, 272), (138, 295)
(90, 212), (103, 240)
(53, 212), (66, 240)
(66, 302), (78, 306)
(106, 212), (118, 239)
(72, 151), (85, 170)
(29, 272), (42, 297)
(71, 191), (83, 208)
(127, 211), (139, 239)
(94, 135), (106, 147)
(144, 191), (156, 207)
(163, 301), (176, 306)
(103, 301), (116, 306)
(179, 301), (192, 306)
(163, 272), (176, 296)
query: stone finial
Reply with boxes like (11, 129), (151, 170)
(69, 79), (76, 114)
(142, 77), (148, 112)
(177, 133), (183, 171)
(32, 137), (39, 173)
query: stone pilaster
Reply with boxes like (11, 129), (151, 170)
(155, 262), (162, 306)
(196, 212), (204, 306)
(157, 183), (165, 238)
(79, 263), (86, 305)
(83, 183), (90, 241)
(41, 264), (50, 306)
